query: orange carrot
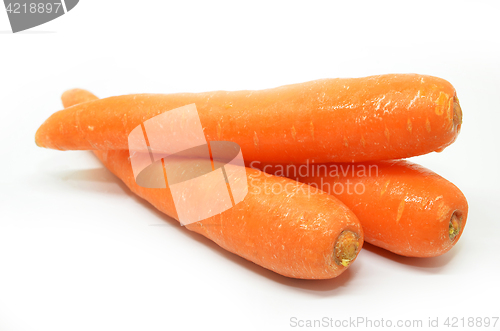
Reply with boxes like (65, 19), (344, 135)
(254, 160), (468, 257)
(95, 150), (363, 279)
(37, 74), (462, 163)
(60, 89), (363, 279)
(61, 88), (98, 108)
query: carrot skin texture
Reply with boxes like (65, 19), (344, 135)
(94, 150), (363, 279)
(37, 74), (461, 163)
(258, 160), (468, 257)
(60, 89), (364, 279)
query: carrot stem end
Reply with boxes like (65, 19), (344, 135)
(453, 96), (463, 132)
(334, 231), (360, 267)
(449, 212), (461, 241)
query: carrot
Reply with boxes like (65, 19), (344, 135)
(60, 89), (363, 279)
(37, 74), (462, 163)
(254, 160), (468, 257)
(61, 88), (98, 108)
(94, 150), (363, 279)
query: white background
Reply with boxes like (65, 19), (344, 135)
(1, 1), (499, 330)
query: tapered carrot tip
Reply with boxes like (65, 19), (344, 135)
(454, 96), (463, 132)
(449, 212), (462, 241)
(334, 231), (360, 267)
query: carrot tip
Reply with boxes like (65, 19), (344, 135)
(35, 135), (42, 148)
(334, 230), (360, 267)
(453, 96), (463, 132)
(449, 212), (461, 241)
